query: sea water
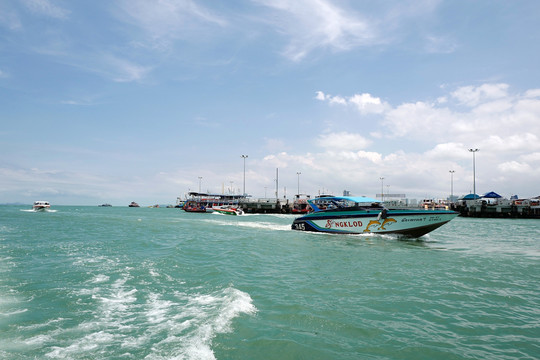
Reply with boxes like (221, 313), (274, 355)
(0, 205), (538, 359)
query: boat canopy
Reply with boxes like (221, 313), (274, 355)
(187, 191), (248, 200)
(482, 191), (502, 198)
(308, 196), (381, 212)
(460, 193), (481, 200)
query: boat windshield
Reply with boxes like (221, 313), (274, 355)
(309, 197), (383, 212)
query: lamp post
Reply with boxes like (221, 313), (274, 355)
(241, 155), (248, 196)
(468, 149), (479, 199)
(296, 172), (301, 195)
(198, 176), (202, 193)
(380, 177), (384, 202)
(449, 170), (455, 202)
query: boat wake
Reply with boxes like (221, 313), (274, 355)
(15, 268), (256, 360)
(203, 218), (291, 232)
(235, 221), (291, 231)
(20, 209), (57, 213)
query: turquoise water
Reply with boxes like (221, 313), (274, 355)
(1, 205), (539, 359)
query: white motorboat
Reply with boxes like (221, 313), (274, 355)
(33, 201), (50, 211)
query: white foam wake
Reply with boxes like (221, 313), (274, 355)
(39, 278), (256, 359)
(148, 286), (257, 360)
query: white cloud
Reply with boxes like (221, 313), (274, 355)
(519, 152), (540, 163)
(497, 161), (532, 173)
(264, 138), (288, 152)
(524, 89), (540, 98)
(349, 93), (387, 114)
(315, 91), (326, 101)
(106, 56), (152, 83)
(450, 83), (509, 107)
(425, 142), (466, 159)
(424, 34), (458, 54)
(383, 101), (454, 138)
(23, 0), (70, 19)
(316, 132), (371, 151)
(318, 84), (540, 153)
(0, 5), (22, 30)
(253, 0), (448, 61)
(340, 150), (382, 163)
(272, 83), (540, 199)
(482, 134), (540, 154)
(254, 0), (376, 61)
(316, 91), (387, 114)
(118, 0), (227, 51)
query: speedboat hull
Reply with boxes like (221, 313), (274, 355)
(212, 206), (243, 215)
(33, 201), (50, 212)
(33, 206), (49, 212)
(292, 209), (458, 237)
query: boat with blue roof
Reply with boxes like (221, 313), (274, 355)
(291, 195), (458, 237)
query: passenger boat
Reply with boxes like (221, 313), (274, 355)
(181, 192), (248, 213)
(212, 205), (244, 216)
(128, 201), (140, 207)
(33, 200), (50, 211)
(291, 196), (458, 237)
(291, 194), (311, 214)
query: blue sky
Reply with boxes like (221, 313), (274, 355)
(1, 0), (539, 205)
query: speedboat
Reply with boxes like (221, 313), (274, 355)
(291, 196), (458, 237)
(212, 205), (244, 216)
(33, 201), (50, 211)
(128, 201), (140, 207)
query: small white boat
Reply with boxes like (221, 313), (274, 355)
(33, 201), (50, 211)
(212, 205), (244, 216)
(292, 196), (458, 237)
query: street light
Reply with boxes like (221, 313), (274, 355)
(468, 149), (479, 199)
(449, 170), (455, 202)
(296, 172), (301, 195)
(198, 176), (202, 193)
(241, 155), (248, 195)
(380, 177), (384, 202)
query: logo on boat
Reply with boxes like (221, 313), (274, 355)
(325, 217), (398, 232)
(325, 220), (363, 229)
(363, 218), (397, 232)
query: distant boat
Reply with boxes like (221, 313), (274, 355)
(98, 203), (112, 207)
(212, 205), (244, 216)
(128, 201), (140, 207)
(291, 194), (311, 214)
(33, 201), (50, 211)
(181, 192), (248, 213)
(292, 195), (458, 238)
(183, 200), (207, 213)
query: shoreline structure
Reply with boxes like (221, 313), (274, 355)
(177, 192), (540, 219)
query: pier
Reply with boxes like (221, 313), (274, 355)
(239, 198), (292, 214)
(452, 199), (540, 219)
(179, 191), (540, 218)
